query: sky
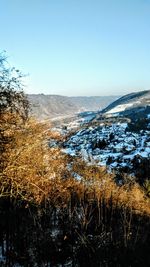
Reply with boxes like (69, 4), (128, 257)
(0, 0), (150, 96)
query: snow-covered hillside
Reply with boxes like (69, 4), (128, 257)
(102, 90), (150, 118)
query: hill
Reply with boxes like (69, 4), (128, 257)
(70, 95), (119, 111)
(28, 94), (78, 120)
(101, 90), (150, 119)
(28, 94), (119, 120)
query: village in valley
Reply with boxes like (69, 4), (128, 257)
(50, 109), (150, 181)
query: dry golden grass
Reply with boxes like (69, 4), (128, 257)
(1, 114), (150, 217)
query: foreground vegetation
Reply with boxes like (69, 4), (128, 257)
(1, 53), (150, 266)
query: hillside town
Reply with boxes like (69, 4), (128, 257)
(61, 118), (150, 178)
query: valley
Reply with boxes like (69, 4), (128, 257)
(50, 90), (150, 185)
(28, 94), (119, 120)
(1, 85), (150, 267)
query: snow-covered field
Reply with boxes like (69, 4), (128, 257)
(106, 103), (135, 114)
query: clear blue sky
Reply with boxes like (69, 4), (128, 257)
(0, 0), (150, 96)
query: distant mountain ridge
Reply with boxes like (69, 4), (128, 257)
(70, 96), (119, 111)
(28, 94), (78, 120)
(28, 94), (119, 120)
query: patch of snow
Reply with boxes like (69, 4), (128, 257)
(63, 148), (76, 156)
(110, 162), (118, 167)
(73, 172), (82, 181)
(138, 151), (148, 158)
(106, 103), (135, 114)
